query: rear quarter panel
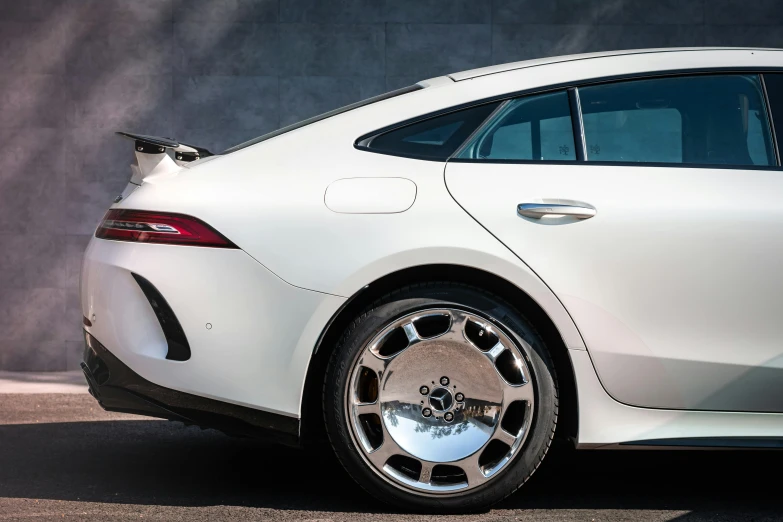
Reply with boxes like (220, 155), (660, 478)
(115, 84), (585, 352)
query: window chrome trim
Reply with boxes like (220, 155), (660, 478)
(449, 92), (579, 162)
(760, 74), (782, 167)
(567, 88), (587, 161)
(449, 99), (510, 160)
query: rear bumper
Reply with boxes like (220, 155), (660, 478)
(82, 330), (300, 445)
(80, 237), (345, 418)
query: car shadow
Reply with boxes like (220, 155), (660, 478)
(0, 420), (781, 518)
(500, 444), (783, 518)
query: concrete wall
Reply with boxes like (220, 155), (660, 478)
(2, 0), (782, 370)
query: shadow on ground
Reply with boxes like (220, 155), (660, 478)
(0, 418), (781, 519)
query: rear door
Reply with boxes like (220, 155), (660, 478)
(445, 73), (783, 412)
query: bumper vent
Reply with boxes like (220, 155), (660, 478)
(131, 273), (191, 361)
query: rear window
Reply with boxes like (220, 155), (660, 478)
(222, 85), (422, 154)
(359, 102), (501, 161)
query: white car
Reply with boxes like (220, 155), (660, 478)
(81, 47), (783, 512)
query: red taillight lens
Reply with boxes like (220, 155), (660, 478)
(96, 209), (238, 248)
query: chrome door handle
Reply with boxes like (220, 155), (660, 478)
(517, 203), (596, 220)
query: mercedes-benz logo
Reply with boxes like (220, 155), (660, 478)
(428, 387), (454, 412)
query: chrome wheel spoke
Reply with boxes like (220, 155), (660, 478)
(492, 426), (518, 447)
(367, 428), (404, 469)
(356, 350), (387, 376)
(453, 452), (488, 487)
(437, 310), (468, 343)
(486, 341), (506, 362)
(416, 460), (436, 486)
(353, 401), (380, 416)
(402, 322), (421, 345)
(504, 381), (534, 404)
(450, 309), (469, 332)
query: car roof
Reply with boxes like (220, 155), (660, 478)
(448, 47), (783, 81)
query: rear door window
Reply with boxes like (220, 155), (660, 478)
(456, 91), (576, 161)
(578, 75), (776, 166)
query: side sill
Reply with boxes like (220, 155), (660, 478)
(81, 331), (300, 447)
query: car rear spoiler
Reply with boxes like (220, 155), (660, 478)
(117, 132), (214, 185)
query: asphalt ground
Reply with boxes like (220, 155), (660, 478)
(1, 393), (781, 521)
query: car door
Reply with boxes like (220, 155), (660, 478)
(445, 73), (783, 413)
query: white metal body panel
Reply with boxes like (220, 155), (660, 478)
(118, 142), (586, 352)
(99, 122), (591, 421)
(570, 349), (783, 446)
(81, 238), (344, 416)
(325, 177), (416, 213)
(119, 50), (783, 300)
(446, 162), (783, 412)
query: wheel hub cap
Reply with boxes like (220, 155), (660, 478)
(380, 335), (503, 462)
(428, 387), (453, 412)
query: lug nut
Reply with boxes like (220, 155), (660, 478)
(419, 385), (429, 395)
(455, 392), (464, 402)
(422, 408), (432, 417)
(440, 376), (449, 386)
(444, 412), (454, 422)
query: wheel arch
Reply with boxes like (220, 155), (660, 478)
(300, 264), (579, 448)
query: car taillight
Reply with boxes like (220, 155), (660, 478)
(95, 209), (238, 248)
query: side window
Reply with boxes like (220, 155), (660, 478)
(456, 91), (576, 160)
(364, 102), (500, 160)
(579, 75), (776, 166)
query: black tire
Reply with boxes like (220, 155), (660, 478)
(323, 282), (559, 513)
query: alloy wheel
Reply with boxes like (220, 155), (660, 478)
(345, 308), (535, 495)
